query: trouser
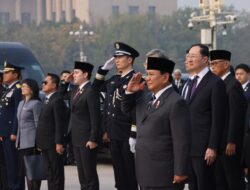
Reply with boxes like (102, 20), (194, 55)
(0, 141), (8, 190)
(215, 153), (245, 190)
(140, 184), (184, 190)
(2, 138), (24, 190)
(73, 146), (99, 190)
(110, 140), (138, 190)
(42, 148), (64, 190)
(189, 156), (216, 190)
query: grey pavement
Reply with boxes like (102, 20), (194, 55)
(40, 163), (188, 190)
(40, 163), (116, 190)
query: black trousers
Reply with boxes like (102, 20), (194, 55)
(2, 138), (24, 190)
(140, 184), (184, 190)
(42, 148), (64, 190)
(110, 140), (138, 190)
(0, 141), (8, 190)
(73, 146), (99, 190)
(215, 153), (245, 190)
(189, 156), (216, 190)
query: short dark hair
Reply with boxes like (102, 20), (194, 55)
(235, 63), (250, 73)
(22, 78), (40, 101)
(47, 73), (60, 89)
(189, 43), (209, 57)
(60, 70), (71, 76)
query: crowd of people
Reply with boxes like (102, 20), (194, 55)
(0, 42), (249, 190)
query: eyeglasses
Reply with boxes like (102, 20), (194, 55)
(21, 84), (30, 89)
(42, 81), (48, 85)
(186, 54), (202, 60)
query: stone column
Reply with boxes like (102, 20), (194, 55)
(36, 0), (43, 25)
(15, 0), (21, 23)
(46, 0), (52, 21)
(55, 0), (62, 22)
(65, 0), (72, 22)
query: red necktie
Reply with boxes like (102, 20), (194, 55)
(73, 88), (80, 100)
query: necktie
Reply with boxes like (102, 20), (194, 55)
(147, 94), (156, 110)
(187, 75), (199, 101)
(73, 88), (80, 100)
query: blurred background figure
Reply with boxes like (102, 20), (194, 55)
(60, 70), (75, 166)
(16, 78), (42, 190)
(173, 68), (185, 92)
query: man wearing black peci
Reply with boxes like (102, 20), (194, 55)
(60, 61), (100, 190)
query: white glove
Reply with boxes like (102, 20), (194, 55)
(129, 137), (136, 153)
(102, 57), (115, 70)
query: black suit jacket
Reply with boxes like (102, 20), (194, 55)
(60, 82), (100, 147)
(220, 74), (247, 151)
(36, 92), (67, 150)
(187, 70), (227, 156)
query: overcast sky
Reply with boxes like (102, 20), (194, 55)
(178, 0), (250, 11)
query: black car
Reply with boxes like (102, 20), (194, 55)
(0, 42), (45, 83)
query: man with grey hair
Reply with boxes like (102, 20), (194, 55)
(173, 69), (185, 92)
(129, 49), (170, 153)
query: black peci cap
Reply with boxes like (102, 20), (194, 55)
(147, 57), (175, 74)
(114, 42), (139, 59)
(210, 50), (231, 61)
(74, 61), (94, 73)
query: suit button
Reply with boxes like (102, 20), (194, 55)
(108, 112), (110, 115)
(9, 121), (12, 124)
(112, 114), (115, 117)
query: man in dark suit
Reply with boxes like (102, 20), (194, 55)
(0, 62), (24, 190)
(36, 73), (66, 190)
(235, 64), (250, 101)
(235, 63), (250, 189)
(60, 61), (100, 190)
(92, 42), (139, 190)
(210, 50), (247, 190)
(184, 44), (227, 190)
(122, 57), (191, 190)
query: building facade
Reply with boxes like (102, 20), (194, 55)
(0, 0), (177, 25)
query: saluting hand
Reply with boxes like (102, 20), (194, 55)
(225, 143), (236, 156)
(0, 136), (3, 141)
(64, 72), (74, 83)
(86, 141), (98, 149)
(56, 144), (64, 155)
(204, 148), (217, 165)
(173, 175), (188, 184)
(127, 72), (145, 93)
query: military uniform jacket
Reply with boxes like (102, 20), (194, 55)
(220, 74), (247, 152)
(187, 71), (227, 156)
(92, 70), (134, 140)
(36, 92), (67, 150)
(122, 87), (191, 187)
(0, 81), (22, 137)
(60, 82), (100, 147)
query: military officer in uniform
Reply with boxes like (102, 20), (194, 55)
(210, 50), (247, 190)
(0, 62), (24, 190)
(92, 42), (139, 190)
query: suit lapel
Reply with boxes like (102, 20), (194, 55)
(142, 87), (173, 123)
